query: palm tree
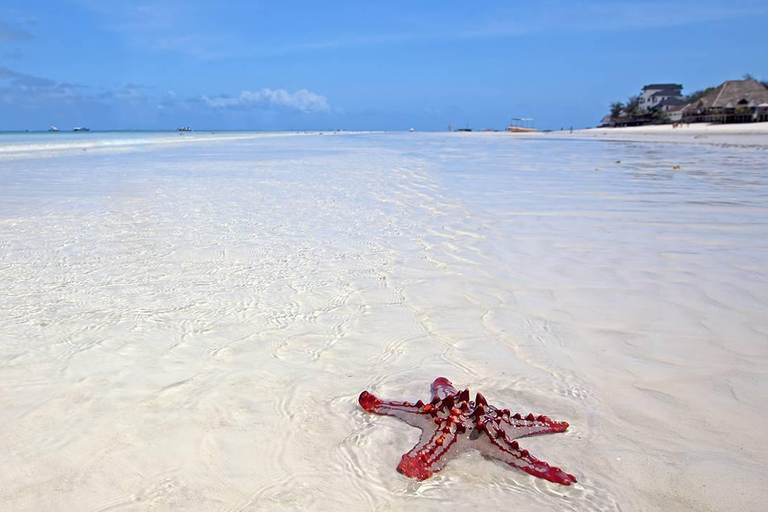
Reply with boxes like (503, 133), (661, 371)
(624, 95), (641, 116)
(610, 102), (624, 119)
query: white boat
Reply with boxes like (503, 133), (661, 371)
(48, 126), (59, 132)
(73, 127), (90, 132)
(177, 126), (192, 132)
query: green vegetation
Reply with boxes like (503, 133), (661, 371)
(624, 95), (641, 116)
(684, 87), (715, 104)
(608, 96), (640, 119)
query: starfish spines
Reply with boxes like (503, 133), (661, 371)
(499, 413), (571, 439)
(397, 426), (459, 480)
(397, 454), (434, 480)
(360, 377), (577, 485)
(431, 377), (458, 399)
(484, 431), (578, 486)
(358, 391), (382, 412)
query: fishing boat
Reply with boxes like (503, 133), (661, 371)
(177, 126), (192, 132)
(507, 117), (537, 133)
(48, 126), (59, 132)
(73, 127), (90, 132)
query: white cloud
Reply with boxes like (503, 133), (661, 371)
(1, 66), (330, 116)
(199, 88), (330, 113)
(93, 83), (154, 105)
(157, 90), (177, 109)
(0, 67), (86, 105)
(0, 21), (32, 43)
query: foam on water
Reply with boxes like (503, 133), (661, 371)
(0, 133), (766, 511)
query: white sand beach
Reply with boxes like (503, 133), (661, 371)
(535, 122), (768, 148)
(1, 131), (767, 511)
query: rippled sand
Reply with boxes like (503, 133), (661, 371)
(1, 133), (766, 511)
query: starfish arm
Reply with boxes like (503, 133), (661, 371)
(498, 412), (571, 439)
(430, 377), (458, 400)
(477, 430), (577, 486)
(397, 422), (459, 481)
(358, 391), (430, 429)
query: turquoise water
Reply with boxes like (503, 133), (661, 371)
(0, 130), (295, 155)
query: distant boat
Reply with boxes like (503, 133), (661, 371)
(507, 117), (536, 133)
(177, 126), (192, 132)
(73, 127), (90, 132)
(409, 128), (415, 132)
(48, 126), (59, 132)
(455, 128), (472, 132)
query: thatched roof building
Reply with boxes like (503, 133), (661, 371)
(683, 80), (768, 123)
(694, 80), (768, 109)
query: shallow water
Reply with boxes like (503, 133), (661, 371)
(1, 132), (766, 511)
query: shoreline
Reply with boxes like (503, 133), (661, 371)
(0, 130), (379, 160)
(511, 122), (768, 148)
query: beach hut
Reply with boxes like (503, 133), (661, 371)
(682, 79), (768, 124)
(599, 114), (615, 127)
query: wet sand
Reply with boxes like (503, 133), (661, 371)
(1, 132), (766, 511)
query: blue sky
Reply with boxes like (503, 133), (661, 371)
(1, 0), (767, 131)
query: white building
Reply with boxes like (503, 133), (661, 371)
(639, 83), (683, 112)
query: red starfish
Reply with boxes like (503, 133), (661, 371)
(359, 377), (577, 485)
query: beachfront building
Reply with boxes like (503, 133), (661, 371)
(599, 114), (614, 127)
(656, 98), (687, 122)
(682, 79), (768, 124)
(639, 83), (683, 112)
